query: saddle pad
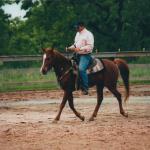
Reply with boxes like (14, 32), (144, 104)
(87, 58), (104, 74)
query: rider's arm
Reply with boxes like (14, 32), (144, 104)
(67, 33), (78, 51)
(68, 44), (76, 49)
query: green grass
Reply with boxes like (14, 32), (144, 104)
(0, 68), (56, 82)
(0, 82), (59, 93)
(129, 64), (150, 81)
(0, 64), (149, 92)
(0, 68), (59, 92)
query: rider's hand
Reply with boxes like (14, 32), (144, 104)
(74, 48), (80, 52)
(66, 47), (80, 52)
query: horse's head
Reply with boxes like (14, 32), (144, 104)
(40, 48), (55, 75)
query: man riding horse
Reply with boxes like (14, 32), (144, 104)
(40, 21), (129, 122)
(67, 21), (94, 95)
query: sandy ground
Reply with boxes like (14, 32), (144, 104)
(0, 85), (150, 150)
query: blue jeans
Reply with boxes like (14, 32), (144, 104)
(78, 54), (93, 91)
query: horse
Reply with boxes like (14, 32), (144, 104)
(40, 48), (130, 122)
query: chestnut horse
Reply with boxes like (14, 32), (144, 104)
(40, 48), (129, 122)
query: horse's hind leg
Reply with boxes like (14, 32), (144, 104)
(54, 91), (68, 122)
(68, 92), (85, 121)
(108, 86), (128, 117)
(89, 84), (104, 121)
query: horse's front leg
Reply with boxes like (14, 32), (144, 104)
(54, 91), (68, 122)
(68, 92), (85, 121)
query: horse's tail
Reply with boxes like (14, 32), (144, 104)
(114, 58), (130, 102)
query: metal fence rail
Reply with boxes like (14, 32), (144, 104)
(0, 51), (150, 62)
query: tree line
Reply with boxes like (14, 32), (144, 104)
(0, 0), (150, 55)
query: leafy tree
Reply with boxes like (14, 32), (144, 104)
(1, 0), (150, 55)
(121, 0), (150, 50)
(0, 0), (11, 54)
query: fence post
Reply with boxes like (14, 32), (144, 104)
(95, 49), (98, 53)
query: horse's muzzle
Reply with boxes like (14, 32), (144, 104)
(42, 70), (47, 75)
(40, 68), (47, 75)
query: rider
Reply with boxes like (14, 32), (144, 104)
(67, 21), (94, 95)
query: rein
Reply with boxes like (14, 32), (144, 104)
(58, 67), (73, 82)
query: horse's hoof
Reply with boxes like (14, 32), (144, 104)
(121, 112), (128, 118)
(89, 117), (94, 121)
(124, 113), (128, 117)
(52, 119), (59, 124)
(81, 116), (85, 121)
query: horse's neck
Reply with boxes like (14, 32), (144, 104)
(53, 52), (71, 78)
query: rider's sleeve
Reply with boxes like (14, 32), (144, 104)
(68, 44), (75, 49)
(68, 33), (78, 49)
(78, 32), (94, 54)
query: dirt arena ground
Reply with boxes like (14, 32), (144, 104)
(0, 85), (150, 150)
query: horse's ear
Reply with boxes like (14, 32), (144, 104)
(42, 48), (46, 53)
(51, 47), (54, 52)
(42, 47), (54, 53)
(51, 42), (57, 52)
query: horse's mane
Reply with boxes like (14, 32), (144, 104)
(53, 50), (71, 66)
(54, 50), (70, 62)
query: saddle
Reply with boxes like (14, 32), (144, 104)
(71, 54), (104, 90)
(87, 57), (104, 74)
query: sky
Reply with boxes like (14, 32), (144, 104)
(2, 2), (26, 19)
